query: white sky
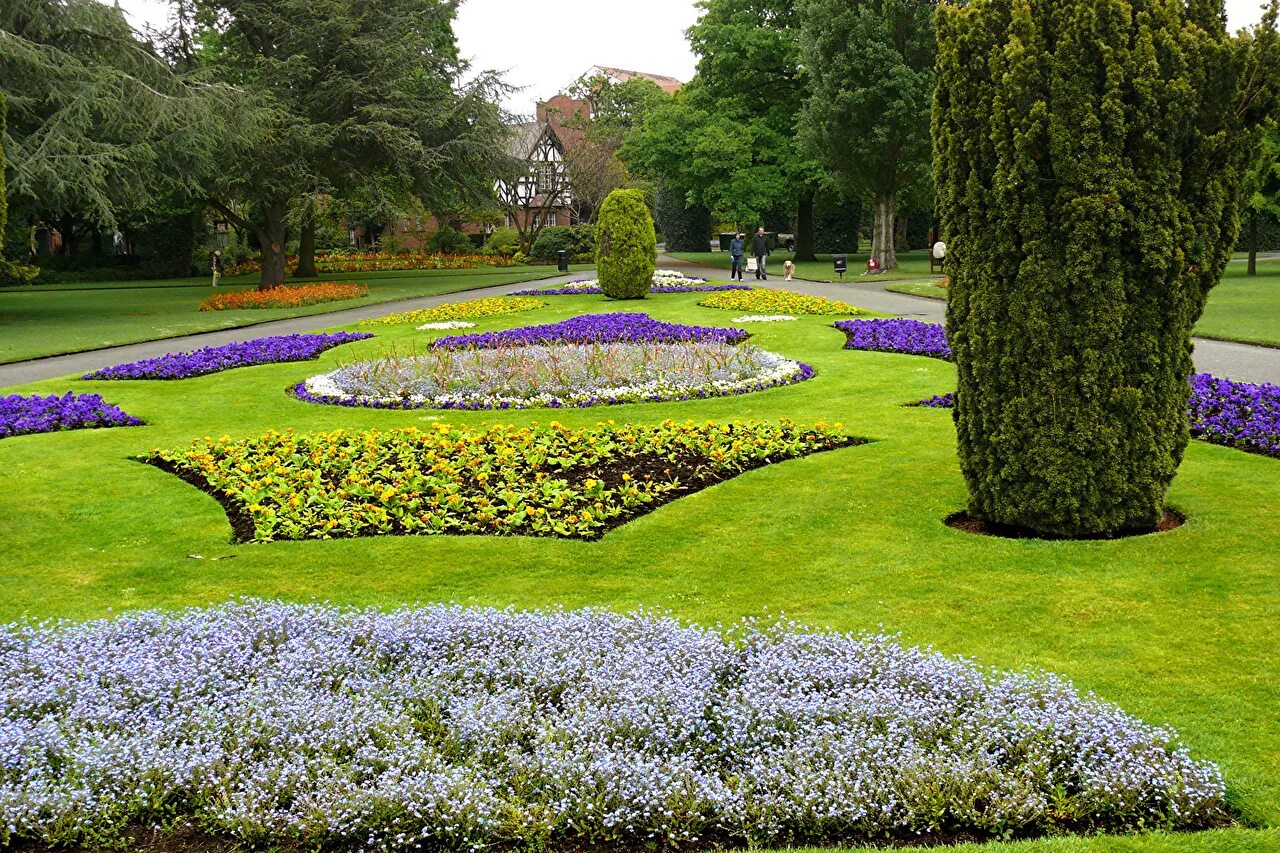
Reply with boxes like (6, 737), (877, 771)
(115, 0), (1270, 115)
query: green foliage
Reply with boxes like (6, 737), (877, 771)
(934, 0), (1280, 536)
(425, 227), (472, 254)
(484, 227), (521, 256)
(812, 193), (861, 254)
(595, 190), (656, 300)
(0, 92), (38, 286)
(655, 182), (711, 252)
(130, 208), (203, 279)
(530, 226), (595, 261)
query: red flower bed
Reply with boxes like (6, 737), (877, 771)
(225, 252), (513, 276)
(199, 283), (369, 311)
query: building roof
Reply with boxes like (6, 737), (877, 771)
(505, 121), (554, 159)
(590, 66), (684, 94)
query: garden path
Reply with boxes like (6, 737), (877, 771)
(658, 254), (1280, 385)
(2, 262), (1278, 387)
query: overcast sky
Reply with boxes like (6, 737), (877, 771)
(116, 0), (1271, 115)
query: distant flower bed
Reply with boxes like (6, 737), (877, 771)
(199, 283), (369, 311)
(416, 321), (476, 330)
(83, 333), (372, 380)
(147, 419), (853, 541)
(512, 270), (748, 296)
(0, 392), (142, 439)
(836, 318), (952, 360)
(699, 288), (861, 316)
(360, 296), (545, 327)
(0, 600), (1226, 851)
(912, 375), (1280, 460)
(732, 314), (797, 323)
(1189, 373), (1280, 459)
(298, 343), (812, 411)
(433, 313), (748, 349)
(908, 392), (956, 408)
(225, 251), (512, 276)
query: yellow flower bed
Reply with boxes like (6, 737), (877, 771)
(697, 288), (862, 316)
(359, 296), (546, 328)
(145, 419), (857, 542)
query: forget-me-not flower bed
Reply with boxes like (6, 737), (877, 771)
(0, 601), (1227, 849)
(83, 332), (373, 380)
(0, 392), (142, 439)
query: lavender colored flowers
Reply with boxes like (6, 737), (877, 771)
(0, 392), (142, 439)
(433, 313), (748, 349)
(1189, 373), (1280, 458)
(0, 601), (1226, 850)
(83, 332), (373, 380)
(836, 318), (952, 360)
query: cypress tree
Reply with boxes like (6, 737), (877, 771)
(0, 92), (7, 240)
(596, 189), (657, 300)
(933, 0), (1279, 536)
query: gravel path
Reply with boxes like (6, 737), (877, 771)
(1, 261), (1277, 387)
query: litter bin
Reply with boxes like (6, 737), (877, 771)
(833, 254), (848, 279)
(557, 250), (569, 273)
(718, 233), (736, 252)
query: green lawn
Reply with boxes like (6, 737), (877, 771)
(0, 265), (587, 364)
(0, 288), (1277, 852)
(885, 262), (1280, 348)
(669, 249), (945, 281)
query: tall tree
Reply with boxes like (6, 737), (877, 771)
(183, 0), (509, 288)
(625, 0), (824, 258)
(1243, 129), (1280, 275)
(799, 0), (936, 271)
(934, 0), (1280, 536)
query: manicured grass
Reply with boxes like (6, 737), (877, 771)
(0, 265), (587, 364)
(884, 264), (1280, 348)
(0, 289), (1277, 852)
(669, 249), (944, 281)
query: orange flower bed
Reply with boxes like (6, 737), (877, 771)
(199, 283), (370, 312)
(225, 252), (513, 277)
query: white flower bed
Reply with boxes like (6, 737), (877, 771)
(415, 321), (477, 330)
(0, 601), (1227, 849)
(731, 315), (798, 323)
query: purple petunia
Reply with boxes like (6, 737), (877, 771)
(0, 392), (142, 439)
(83, 333), (373, 380)
(835, 318), (952, 360)
(512, 283), (751, 296)
(432, 313), (749, 349)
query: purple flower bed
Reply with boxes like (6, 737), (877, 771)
(83, 332), (373, 380)
(835, 318), (952, 360)
(1189, 373), (1280, 458)
(0, 600), (1226, 849)
(909, 392), (956, 409)
(0, 392), (142, 439)
(433, 312), (748, 349)
(512, 283), (751, 296)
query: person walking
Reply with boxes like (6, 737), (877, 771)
(751, 226), (770, 280)
(729, 232), (746, 281)
(211, 250), (223, 288)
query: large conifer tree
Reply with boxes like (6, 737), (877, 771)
(933, 0), (1279, 536)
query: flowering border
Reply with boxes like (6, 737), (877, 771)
(0, 392), (143, 439)
(83, 333), (373, 381)
(835, 318), (952, 360)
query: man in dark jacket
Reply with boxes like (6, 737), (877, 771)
(729, 233), (746, 281)
(751, 227), (770, 280)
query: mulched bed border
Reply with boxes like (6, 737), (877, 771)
(945, 508), (1187, 541)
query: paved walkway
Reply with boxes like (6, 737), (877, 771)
(2, 260), (1277, 387)
(660, 255), (1280, 385)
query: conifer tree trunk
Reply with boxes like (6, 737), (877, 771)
(871, 193), (897, 270)
(257, 202), (288, 290)
(794, 189), (817, 262)
(294, 219), (318, 278)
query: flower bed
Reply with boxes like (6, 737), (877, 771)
(226, 251), (513, 276)
(416, 321), (476, 330)
(836, 318), (952, 360)
(432, 313), (748, 349)
(0, 392), (142, 439)
(908, 392), (956, 408)
(199, 283), (369, 311)
(699, 288), (861, 316)
(82, 333), (373, 380)
(359, 296), (545, 328)
(1189, 373), (1280, 458)
(912, 376), (1280, 460)
(298, 342), (813, 411)
(0, 600), (1226, 851)
(146, 419), (854, 541)
(512, 270), (748, 296)
(732, 314), (797, 323)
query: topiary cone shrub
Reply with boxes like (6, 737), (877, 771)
(595, 189), (657, 300)
(933, 0), (1279, 536)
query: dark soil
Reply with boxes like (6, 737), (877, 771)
(945, 508), (1186, 540)
(141, 436), (869, 545)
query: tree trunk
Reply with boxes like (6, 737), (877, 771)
(794, 189), (816, 262)
(872, 193), (898, 270)
(257, 202), (288, 290)
(35, 227), (54, 256)
(294, 218), (318, 278)
(894, 214), (909, 253)
(1248, 211), (1258, 276)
